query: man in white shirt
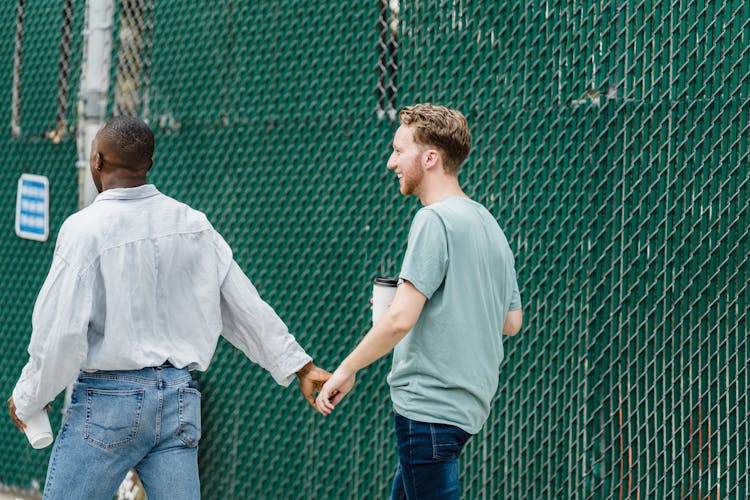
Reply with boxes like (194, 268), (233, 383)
(7, 115), (329, 500)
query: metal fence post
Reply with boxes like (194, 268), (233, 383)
(76, 0), (114, 211)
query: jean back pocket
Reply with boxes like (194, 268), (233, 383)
(176, 386), (202, 447)
(84, 388), (145, 450)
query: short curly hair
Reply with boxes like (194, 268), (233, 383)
(397, 104), (471, 174)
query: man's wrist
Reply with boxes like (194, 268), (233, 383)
(295, 361), (314, 378)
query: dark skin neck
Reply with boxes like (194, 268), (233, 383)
(99, 167), (149, 191)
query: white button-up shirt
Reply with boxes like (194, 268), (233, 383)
(12, 184), (311, 421)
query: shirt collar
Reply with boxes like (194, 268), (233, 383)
(94, 184), (160, 202)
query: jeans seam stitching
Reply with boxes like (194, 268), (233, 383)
(407, 417), (417, 497)
(79, 373), (191, 387)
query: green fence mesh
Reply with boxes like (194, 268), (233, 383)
(0, 0), (83, 493)
(1, 1), (748, 499)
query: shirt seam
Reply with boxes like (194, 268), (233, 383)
(68, 227), (216, 276)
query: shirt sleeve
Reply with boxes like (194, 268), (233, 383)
(509, 268), (522, 310)
(12, 254), (93, 422)
(219, 261), (311, 386)
(399, 208), (449, 299)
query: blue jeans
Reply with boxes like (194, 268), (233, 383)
(390, 412), (472, 500)
(42, 366), (201, 500)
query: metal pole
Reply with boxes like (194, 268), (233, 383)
(76, 0), (114, 210)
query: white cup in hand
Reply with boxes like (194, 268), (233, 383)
(372, 277), (398, 323)
(24, 410), (53, 449)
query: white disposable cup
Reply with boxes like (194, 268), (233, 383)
(24, 410), (53, 449)
(372, 277), (398, 323)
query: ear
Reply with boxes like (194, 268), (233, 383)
(95, 152), (104, 171)
(422, 149), (440, 170)
(145, 158), (154, 173)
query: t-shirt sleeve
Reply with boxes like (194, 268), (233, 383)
(509, 268), (522, 310)
(399, 208), (448, 299)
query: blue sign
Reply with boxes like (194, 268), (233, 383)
(15, 174), (49, 241)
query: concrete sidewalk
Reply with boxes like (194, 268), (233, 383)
(0, 491), (41, 499)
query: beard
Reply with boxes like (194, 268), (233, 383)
(399, 157), (424, 196)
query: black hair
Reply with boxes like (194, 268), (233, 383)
(99, 115), (155, 169)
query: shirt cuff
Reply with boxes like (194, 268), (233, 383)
(12, 384), (36, 423)
(270, 350), (313, 387)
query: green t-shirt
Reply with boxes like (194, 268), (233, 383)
(387, 197), (521, 434)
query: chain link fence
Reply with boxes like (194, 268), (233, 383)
(1, 1), (748, 498)
(0, 0), (84, 496)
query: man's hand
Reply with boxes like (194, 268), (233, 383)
(7, 397), (50, 432)
(7, 396), (26, 432)
(296, 362), (332, 410)
(315, 366), (356, 416)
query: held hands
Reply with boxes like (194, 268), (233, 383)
(296, 362), (332, 410)
(315, 366), (356, 416)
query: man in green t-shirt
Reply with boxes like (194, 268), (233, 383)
(317, 103), (523, 499)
